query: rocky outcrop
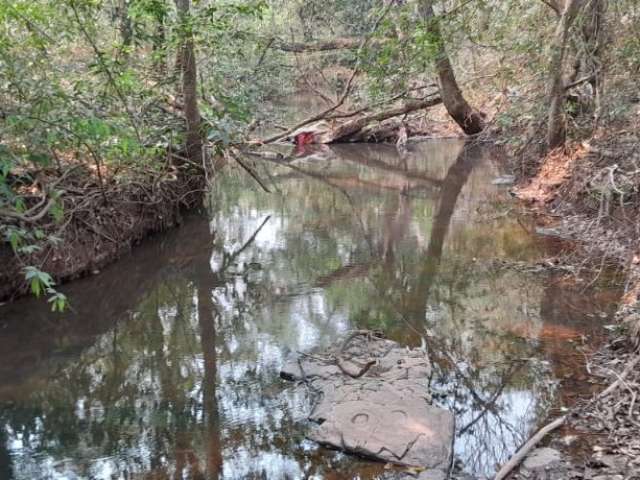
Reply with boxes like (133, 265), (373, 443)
(281, 331), (454, 475)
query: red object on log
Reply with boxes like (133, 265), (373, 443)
(295, 131), (315, 147)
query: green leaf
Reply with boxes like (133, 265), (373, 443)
(24, 266), (54, 298)
(48, 291), (68, 312)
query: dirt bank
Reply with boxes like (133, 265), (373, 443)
(0, 159), (207, 302)
(504, 131), (640, 478)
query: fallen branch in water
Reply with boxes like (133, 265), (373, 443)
(494, 354), (640, 480)
(255, 95), (442, 146)
(322, 96), (442, 143)
(494, 415), (567, 480)
(336, 358), (377, 378)
(227, 149), (272, 193)
(334, 330), (383, 379)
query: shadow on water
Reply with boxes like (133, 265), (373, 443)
(0, 140), (621, 479)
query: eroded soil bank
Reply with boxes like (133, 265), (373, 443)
(0, 161), (205, 302)
(508, 134), (640, 479)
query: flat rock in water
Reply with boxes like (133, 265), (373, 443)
(280, 332), (454, 473)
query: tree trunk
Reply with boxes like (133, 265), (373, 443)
(174, 0), (203, 163)
(546, 0), (585, 149)
(152, 14), (168, 75)
(417, 0), (485, 135)
(582, 0), (607, 128)
(116, 0), (133, 47)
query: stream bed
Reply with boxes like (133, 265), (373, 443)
(0, 140), (620, 479)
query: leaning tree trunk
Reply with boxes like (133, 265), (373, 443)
(174, 0), (203, 163)
(417, 0), (485, 135)
(582, 0), (607, 128)
(546, 0), (585, 149)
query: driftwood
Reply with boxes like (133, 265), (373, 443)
(493, 415), (567, 480)
(494, 354), (640, 480)
(287, 96), (442, 145)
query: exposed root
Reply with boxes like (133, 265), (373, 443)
(0, 157), (207, 301)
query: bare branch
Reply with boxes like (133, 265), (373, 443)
(540, 0), (562, 16)
(271, 37), (361, 52)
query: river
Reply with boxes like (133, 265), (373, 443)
(0, 140), (619, 479)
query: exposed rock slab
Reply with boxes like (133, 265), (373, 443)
(280, 332), (454, 473)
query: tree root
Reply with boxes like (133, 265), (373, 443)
(334, 329), (384, 379)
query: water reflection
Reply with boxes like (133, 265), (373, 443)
(0, 140), (618, 479)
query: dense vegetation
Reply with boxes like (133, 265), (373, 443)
(1, 0), (639, 308)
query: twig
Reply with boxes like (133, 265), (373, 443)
(223, 215), (271, 268)
(494, 355), (640, 480)
(494, 415), (567, 480)
(593, 355), (640, 402)
(564, 72), (597, 91)
(334, 330), (383, 378)
(336, 358), (377, 378)
(231, 153), (272, 193)
(253, 37), (275, 73)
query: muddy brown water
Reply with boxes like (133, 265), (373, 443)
(0, 140), (620, 479)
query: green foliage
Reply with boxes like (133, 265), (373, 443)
(2, 0), (639, 309)
(24, 266), (68, 311)
(24, 266), (54, 297)
(1, 0), (273, 306)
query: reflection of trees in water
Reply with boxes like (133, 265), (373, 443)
(0, 141), (619, 479)
(197, 258), (223, 480)
(403, 144), (478, 320)
(369, 144), (551, 474)
(0, 426), (11, 480)
(0, 215), (317, 479)
(285, 142), (599, 476)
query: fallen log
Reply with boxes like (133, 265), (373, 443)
(289, 96), (442, 145)
(272, 37), (360, 52)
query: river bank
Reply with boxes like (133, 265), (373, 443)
(500, 126), (640, 478)
(0, 158), (206, 302)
